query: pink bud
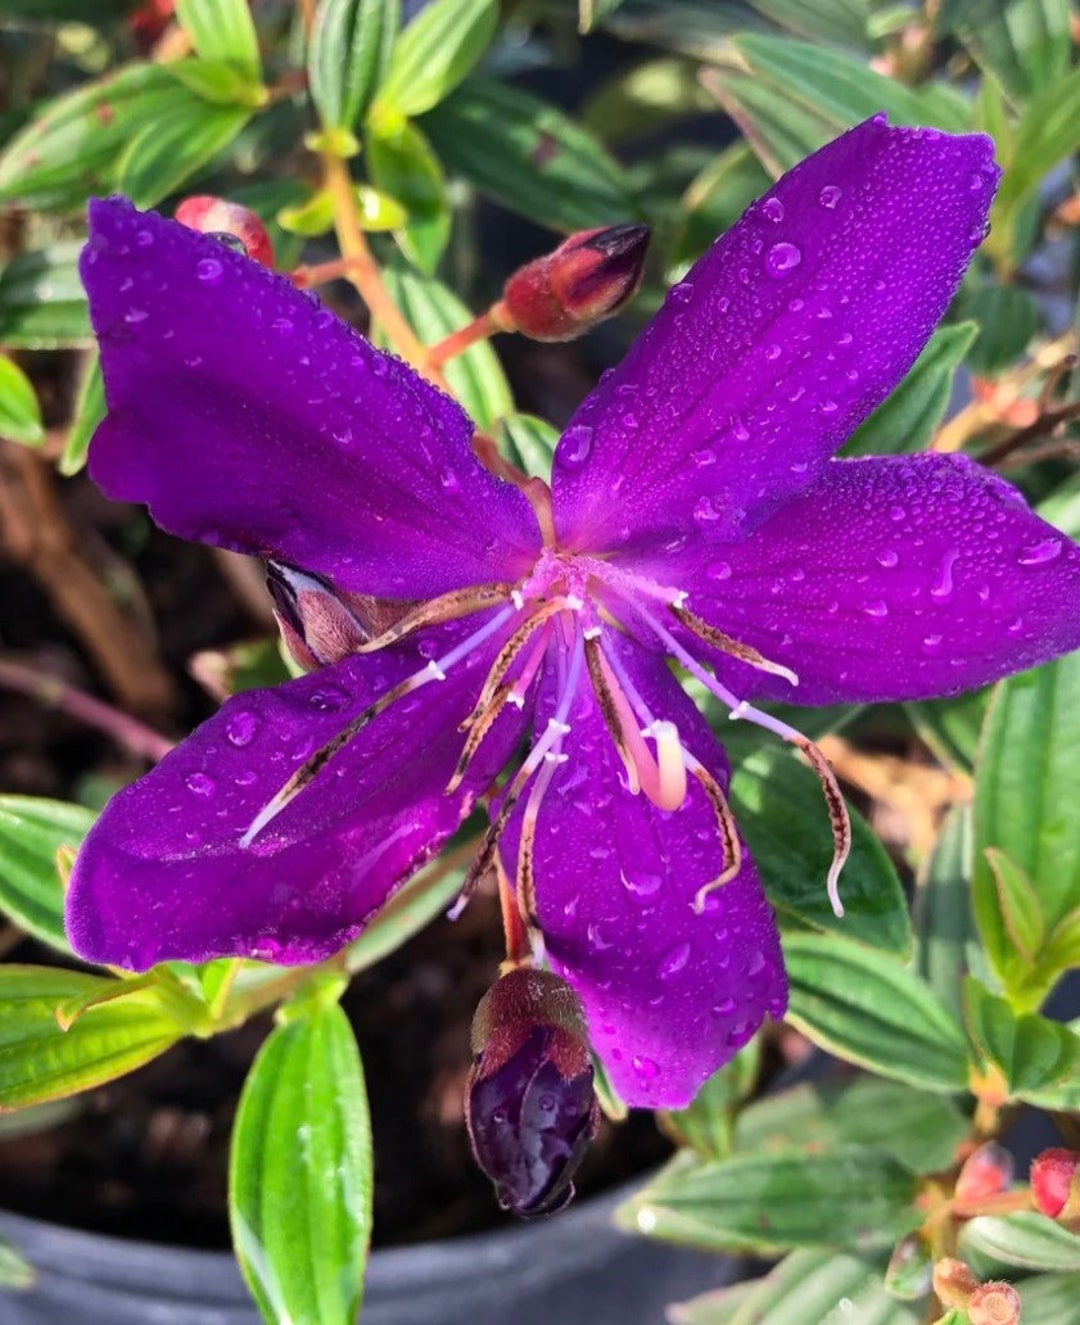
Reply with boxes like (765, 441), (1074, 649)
(968, 1281), (1021, 1325)
(932, 1257), (979, 1310)
(1031, 1147), (1080, 1228)
(500, 224), (649, 342)
(174, 196), (275, 267)
(955, 1142), (1014, 1205)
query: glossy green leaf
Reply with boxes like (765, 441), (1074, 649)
(0, 64), (196, 211)
(782, 933), (970, 1090)
(963, 977), (1080, 1094)
(0, 356), (44, 447)
(0, 797), (95, 953)
(962, 285), (1039, 376)
(175, 0), (262, 83)
(366, 118), (449, 272)
(423, 80), (636, 232)
(499, 413), (559, 479)
(617, 1145), (919, 1253)
(0, 967), (183, 1109)
(843, 323), (978, 458)
(230, 1001), (372, 1325)
(662, 1038), (761, 1160)
(309, 0), (398, 132)
(376, 0), (496, 119)
(914, 804), (982, 1022)
(675, 1248), (920, 1325)
(605, 0), (868, 54)
(59, 351), (105, 476)
(730, 746), (911, 956)
(379, 264), (512, 429)
(1018, 1272), (1080, 1322)
(0, 244), (90, 349)
(884, 1232), (934, 1302)
(905, 686), (988, 776)
(115, 101), (252, 209)
(945, 0), (1073, 102)
(982, 847), (1046, 962)
(167, 57), (268, 108)
(734, 1077), (967, 1175)
(960, 1212), (1080, 1273)
(974, 654), (1080, 994)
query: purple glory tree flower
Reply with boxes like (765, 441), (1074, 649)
(68, 116), (1080, 1110)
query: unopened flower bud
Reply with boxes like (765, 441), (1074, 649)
(466, 968), (600, 1218)
(955, 1141), (1014, 1206)
(932, 1257), (979, 1310)
(266, 560), (375, 670)
(968, 1281), (1021, 1325)
(1031, 1147), (1080, 1229)
(174, 196), (275, 267)
(499, 224), (649, 342)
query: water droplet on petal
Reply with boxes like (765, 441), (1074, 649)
(196, 257), (223, 283)
(439, 466), (460, 492)
(713, 996), (737, 1016)
(622, 868), (662, 898)
(185, 771), (216, 797)
(764, 343), (782, 362)
(632, 1055), (660, 1080)
(308, 685), (348, 712)
(930, 548), (960, 599)
(761, 197), (784, 223)
(135, 229), (154, 247)
(876, 549), (899, 568)
(691, 447), (716, 467)
(1018, 538), (1063, 565)
(226, 711), (258, 747)
(819, 184), (842, 209)
(559, 423), (594, 468)
(693, 497), (720, 524)
(124, 307), (148, 325)
(819, 399), (839, 415)
(861, 600), (889, 618)
(889, 505), (907, 522)
(587, 921), (615, 952)
(765, 241), (802, 276)
(707, 560), (732, 582)
(733, 419), (751, 442)
(922, 635), (943, 652)
(658, 942), (691, 981)
(669, 281), (694, 305)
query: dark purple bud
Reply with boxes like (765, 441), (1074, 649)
(265, 560), (373, 670)
(499, 224), (650, 342)
(466, 968), (600, 1218)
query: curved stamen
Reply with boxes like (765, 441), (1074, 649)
(671, 603), (799, 688)
(239, 605), (516, 847)
(355, 582), (514, 654)
(636, 606), (851, 918)
(461, 598), (567, 730)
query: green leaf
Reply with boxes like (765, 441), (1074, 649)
(974, 654), (1080, 994)
(379, 264), (512, 428)
(1018, 1272), (1080, 1322)
(0, 1232), (34, 1291)
(499, 413), (559, 479)
(730, 746), (911, 957)
(963, 977), (1080, 1094)
(0, 356), (44, 446)
(581, 57), (714, 145)
(0, 966), (183, 1109)
(0, 796), (95, 953)
(189, 636), (292, 701)
(59, 351), (105, 476)
(423, 79), (636, 233)
(579, 0), (624, 33)
(700, 33), (967, 178)
(366, 118), (449, 272)
(914, 805), (981, 1022)
(945, 0), (1073, 103)
(670, 140), (773, 270)
(961, 285), (1039, 376)
(0, 63), (198, 211)
(662, 1038), (761, 1160)
(175, 0), (263, 83)
(905, 686), (988, 776)
(982, 847), (1046, 962)
(782, 932), (970, 1091)
(960, 1212), (1080, 1273)
(734, 1077), (968, 1175)
(167, 57), (268, 108)
(310, 0), (398, 132)
(375, 0), (496, 119)
(673, 1248), (919, 1324)
(230, 1001), (372, 1325)
(843, 323), (978, 458)
(616, 1145), (919, 1253)
(115, 101), (252, 209)
(0, 243), (90, 349)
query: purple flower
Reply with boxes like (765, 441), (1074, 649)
(68, 117), (1080, 1109)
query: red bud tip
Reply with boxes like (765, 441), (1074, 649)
(1030, 1147), (1080, 1227)
(500, 224), (649, 342)
(968, 1281), (1021, 1325)
(955, 1141), (1014, 1204)
(174, 196), (275, 268)
(932, 1258), (979, 1310)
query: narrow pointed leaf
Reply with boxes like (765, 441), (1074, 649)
(309, 0), (398, 132)
(175, 0), (262, 84)
(0, 796), (95, 953)
(0, 357), (44, 447)
(375, 0), (496, 118)
(963, 977), (1080, 1094)
(0, 244), (89, 349)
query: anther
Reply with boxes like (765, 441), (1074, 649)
(356, 583), (514, 654)
(671, 603), (800, 688)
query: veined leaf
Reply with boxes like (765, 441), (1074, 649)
(0, 796), (94, 953)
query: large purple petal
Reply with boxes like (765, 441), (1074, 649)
(82, 198), (540, 598)
(501, 635), (786, 1109)
(663, 454), (1080, 706)
(67, 617), (527, 970)
(551, 118), (998, 557)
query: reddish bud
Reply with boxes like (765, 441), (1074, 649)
(932, 1257), (979, 1310)
(499, 224), (649, 342)
(968, 1281), (1021, 1325)
(129, 0), (175, 52)
(1031, 1147), (1080, 1228)
(955, 1142), (1015, 1206)
(466, 968), (600, 1218)
(266, 560), (393, 670)
(174, 196), (275, 268)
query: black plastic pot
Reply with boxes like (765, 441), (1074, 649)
(0, 1180), (736, 1324)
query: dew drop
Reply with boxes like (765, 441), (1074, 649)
(308, 685), (348, 712)
(765, 241), (802, 276)
(185, 771), (216, 797)
(1007, 616), (1024, 634)
(713, 996), (737, 1016)
(707, 560), (732, 582)
(135, 229), (154, 247)
(1018, 538), (1063, 566)
(226, 711), (258, 747)
(271, 316), (294, 334)
(761, 197), (784, 223)
(876, 549), (899, 568)
(861, 600), (888, 618)
(922, 635), (943, 652)
(819, 398), (839, 415)
(587, 921), (614, 952)
(764, 343), (782, 362)
(930, 548), (959, 599)
(691, 447), (716, 467)
(732, 419), (751, 442)
(559, 423), (594, 468)
(819, 184), (842, 209)
(889, 505), (907, 522)
(196, 257), (223, 283)
(622, 868), (662, 898)
(439, 466), (460, 492)
(632, 1055), (660, 1080)
(658, 942), (691, 981)
(669, 281), (694, 305)
(693, 496), (720, 523)
(123, 307), (148, 325)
